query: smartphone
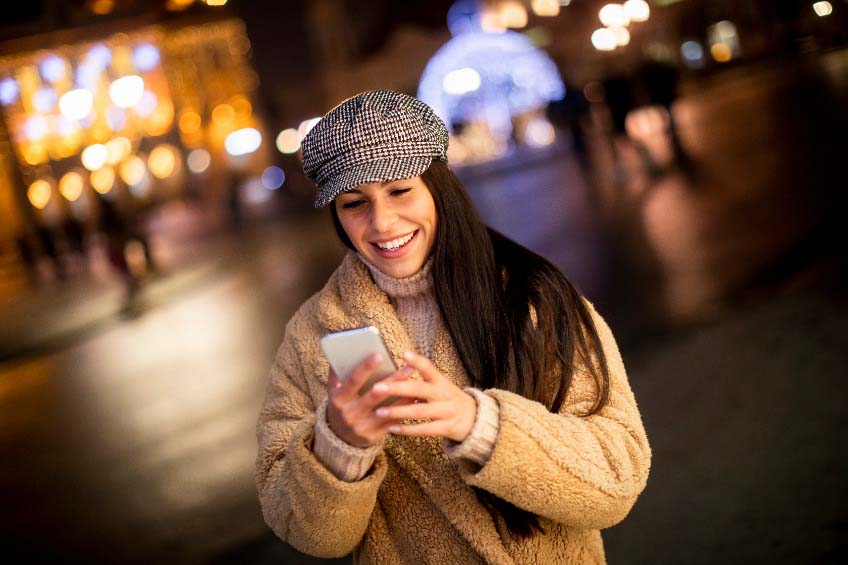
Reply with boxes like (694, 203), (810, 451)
(320, 326), (401, 403)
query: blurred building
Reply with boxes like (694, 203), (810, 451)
(0, 0), (278, 295)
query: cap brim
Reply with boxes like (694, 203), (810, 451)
(313, 156), (434, 208)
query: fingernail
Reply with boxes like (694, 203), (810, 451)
(403, 351), (413, 359)
(370, 353), (382, 363)
(389, 425), (401, 433)
(373, 383), (388, 392)
(376, 407), (389, 417)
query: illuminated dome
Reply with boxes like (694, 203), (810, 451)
(418, 2), (564, 163)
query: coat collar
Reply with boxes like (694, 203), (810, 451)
(315, 252), (515, 564)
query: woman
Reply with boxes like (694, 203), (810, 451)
(256, 90), (651, 564)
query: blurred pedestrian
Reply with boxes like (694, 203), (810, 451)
(256, 91), (651, 563)
(96, 195), (138, 302)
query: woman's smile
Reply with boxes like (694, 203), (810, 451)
(371, 229), (418, 258)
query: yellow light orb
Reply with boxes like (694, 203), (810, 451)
(91, 166), (116, 194)
(148, 145), (178, 179)
(275, 128), (301, 154)
(120, 155), (146, 185)
(231, 95), (252, 118)
(105, 137), (132, 164)
(22, 144), (49, 165)
(212, 103), (235, 126)
(81, 143), (108, 171)
(28, 179), (52, 209)
(59, 171), (85, 202)
(178, 111), (202, 134)
(710, 42), (732, 62)
(145, 103), (174, 136)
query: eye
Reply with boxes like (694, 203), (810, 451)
(340, 199), (364, 209)
(391, 187), (412, 196)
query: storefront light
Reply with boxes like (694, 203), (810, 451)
(82, 144), (108, 170)
(59, 89), (94, 120)
(225, 128), (262, 156)
(109, 75), (145, 108)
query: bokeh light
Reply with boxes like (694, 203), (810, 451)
(599, 4), (630, 27)
(260, 166), (285, 189)
(24, 116), (49, 141)
(623, 0), (650, 22)
(442, 67), (481, 95)
(0, 77), (19, 105)
(224, 128), (262, 156)
(82, 143), (108, 170)
(179, 111), (202, 134)
(148, 144), (178, 179)
(611, 26), (631, 46)
(592, 28), (616, 51)
(187, 148), (211, 173)
(27, 179), (52, 209)
(275, 128), (301, 154)
(297, 117), (321, 140)
(212, 103), (236, 126)
(90, 166), (116, 194)
(132, 44), (160, 71)
(120, 155), (147, 185)
(40, 55), (66, 83)
(109, 75), (145, 108)
(136, 91), (158, 117)
(59, 89), (94, 120)
(59, 171), (85, 202)
(105, 137), (132, 164)
(33, 87), (58, 113)
(813, 1), (833, 16)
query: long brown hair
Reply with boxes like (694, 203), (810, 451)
(331, 160), (611, 539)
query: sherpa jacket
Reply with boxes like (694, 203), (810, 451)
(256, 252), (651, 564)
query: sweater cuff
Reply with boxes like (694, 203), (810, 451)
(312, 397), (384, 482)
(442, 387), (500, 467)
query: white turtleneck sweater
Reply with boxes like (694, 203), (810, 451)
(311, 255), (501, 482)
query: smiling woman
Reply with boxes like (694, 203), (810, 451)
(255, 90), (651, 563)
(333, 177), (437, 279)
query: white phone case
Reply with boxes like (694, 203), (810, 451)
(320, 326), (398, 396)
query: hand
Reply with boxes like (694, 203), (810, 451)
(325, 353), (415, 448)
(372, 351), (478, 443)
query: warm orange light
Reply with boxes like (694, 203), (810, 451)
(59, 171), (85, 201)
(88, 0), (115, 15)
(91, 166), (116, 194)
(105, 137), (132, 165)
(231, 95), (252, 118)
(22, 144), (49, 165)
(28, 180), (52, 209)
(212, 103), (235, 126)
(710, 42), (732, 62)
(148, 145), (178, 179)
(178, 111), (202, 134)
(120, 155), (146, 185)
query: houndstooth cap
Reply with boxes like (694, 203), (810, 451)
(301, 90), (449, 208)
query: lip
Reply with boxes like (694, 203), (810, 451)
(370, 229), (418, 258)
(370, 230), (417, 244)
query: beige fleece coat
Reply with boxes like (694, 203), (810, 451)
(256, 252), (651, 564)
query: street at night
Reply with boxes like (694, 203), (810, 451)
(1, 1), (847, 563)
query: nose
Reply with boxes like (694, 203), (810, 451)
(370, 199), (397, 234)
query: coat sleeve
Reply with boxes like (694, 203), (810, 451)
(456, 299), (652, 530)
(255, 316), (388, 558)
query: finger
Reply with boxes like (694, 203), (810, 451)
(338, 353), (382, 399)
(402, 351), (443, 383)
(375, 401), (450, 421)
(373, 379), (438, 402)
(349, 366), (414, 418)
(388, 421), (447, 437)
(327, 367), (341, 390)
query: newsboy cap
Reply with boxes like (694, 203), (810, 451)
(301, 90), (449, 208)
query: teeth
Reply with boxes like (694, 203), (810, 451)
(376, 231), (415, 251)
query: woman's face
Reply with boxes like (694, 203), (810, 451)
(335, 176), (437, 279)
